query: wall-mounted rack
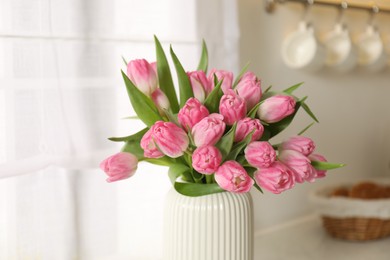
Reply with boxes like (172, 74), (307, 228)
(265, 0), (390, 14)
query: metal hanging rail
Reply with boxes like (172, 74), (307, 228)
(265, 0), (390, 14)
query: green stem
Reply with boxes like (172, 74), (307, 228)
(205, 175), (213, 184)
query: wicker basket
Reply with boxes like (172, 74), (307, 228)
(310, 180), (390, 241)
(322, 216), (390, 241)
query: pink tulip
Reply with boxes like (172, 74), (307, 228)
(219, 90), (247, 125)
(309, 153), (328, 178)
(142, 121), (189, 158)
(215, 160), (254, 193)
(257, 95), (296, 123)
(244, 141), (276, 168)
(187, 71), (212, 102)
(140, 127), (164, 158)
(178, 98), (209, 131)
(192, 146), (222, 175)
(235, 117), (264, 142)
(150, 62), (157, 75)
(254, 162), (295, 194)
(192, 113), (226, 147)
(235, 72), (262, 110)
(151, 89), (170, 113)
(278, 150), (316, 183)
(281, 136), (315, 156)
(100, 152), (138, 183)
(208, 69), (234, 93)
(127, 59), (158, 96)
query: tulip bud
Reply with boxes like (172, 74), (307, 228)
(100, 152), (138, 183)
(150, 61), (157, 75)
(140, 128), (165, 159)
(244, 141), (276, 168)
(187, 71), (212, 103)
(208, 69), (233, 93)
(192, 146), (222, 175)
(278, 150), (316, 183)
(145, 121), (189, 158)
(178, 98), (209, 131)
(219, 90), (247, 125)
(151, 89), (170, 114)
(127, 59), (158, 96)
(235, 72), (262, 110)
(192, 113), (226, 147)
(257, 95), (296, 123)
(215, 160), (254, 193)
(281, 136), (316, 156)
(235, 117), (264, 142)
(254, 162), (295, 194)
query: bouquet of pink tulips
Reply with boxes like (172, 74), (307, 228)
(100, 37), (344, 196)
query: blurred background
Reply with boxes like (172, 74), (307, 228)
(0, 0), (389, 259)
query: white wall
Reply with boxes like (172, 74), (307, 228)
(238, 0), (390, 230)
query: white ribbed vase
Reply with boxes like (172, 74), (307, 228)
(163, 189), (253, 260)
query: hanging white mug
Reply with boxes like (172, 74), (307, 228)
(281, 21), (325, 71)
(356, 25), (388, 72)
(323, 23), (356, 72)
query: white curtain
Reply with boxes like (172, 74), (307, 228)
(0, 0), (239, 259)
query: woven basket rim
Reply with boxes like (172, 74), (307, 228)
(309, 178), (390, 219)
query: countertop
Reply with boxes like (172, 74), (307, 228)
(98, 214), (390, 260)
(254, 215), (390, 260)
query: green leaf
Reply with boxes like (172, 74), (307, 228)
(299, 96), (308, 102)
(245, 167), (263, 193)
(215, 123), (237, 160)
(259, 129), (271, 141)
(163, 109), (180, 126)
(236, 155), (246, 165)
(122, 56), (128, 66)
(170, 46), (194, 107)
(154, 36), (179, 113)
(283, 82), (304, 95)
(264, 85), (272, 93)
(260, 90), (278, 100)
(168, 164), (190, 184)
(197, 40), (208, 72)
(121, 71), (162, 127)
(181, 152), (203, 183)
(232, 62), (250, 88)
(121, 115), (140, 120)
(203, 79), (223, 113)
(301, 101), (319, 123)
(121, 130), (149, 159)
(192, 170), (204, 183)
(174, 182), (225, 197)
(247, 100), (263, 118)
(108, 127), (148, 142)
(226, 131), (254, 161)
(144, 157), (176, 166)
(298, 122), (315, 136)
(311, 161), (345, 170)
